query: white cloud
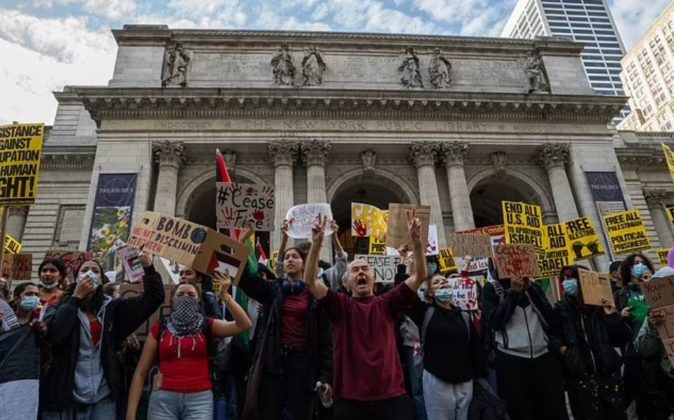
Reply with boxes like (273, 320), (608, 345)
(30, 0), (137, 21)
(609, 0), (671, 50)
(411, 0), (516, 36)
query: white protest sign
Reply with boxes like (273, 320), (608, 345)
(116, 245), (145, 283)
(216, 182), (275, 231)
(355, 254), (402, 283)
(450, 277), (479, 311)
(285, 203), (333, 239)
(426, 225), (439, 256)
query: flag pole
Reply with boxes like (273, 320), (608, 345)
(0, 207), (8, 278)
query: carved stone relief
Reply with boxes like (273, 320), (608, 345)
(399, 47), (423, 88)
(271, 43), (295, 86)
(302, 46), (326, 86)
(525, 49), (550, 94)
(162, 43), (191, 87)
(429, 48), (451, 89)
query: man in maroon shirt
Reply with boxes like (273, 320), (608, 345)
(304, 211), (427, 420)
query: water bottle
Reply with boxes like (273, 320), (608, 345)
(315, 381), (333, 408)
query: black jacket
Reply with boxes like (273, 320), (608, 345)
(41, 266), (164, 411)
(239, 265), (333, 389)
(553, 297), (632, 377)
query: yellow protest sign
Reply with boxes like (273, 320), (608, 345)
(438, 247), (457, 273)
(539, 223), (574, 277)
(603, 209), (651, 255)
(663, 143), (674, 184)
(269, 250), (279, 272)
(565, 217), (604, 260)
(658, 248), (670, 268)
(369, 235), (386, 255)
(4, 233), (22, 255)
(351, 203), (388, 239)
(0, 123), (44, 206)
(667, 204), (674, 228)
(502, 201), (544, 249)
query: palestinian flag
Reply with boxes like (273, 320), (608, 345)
(216, 149), (242, 239)
(208, 250), (242, 278)
(0, 326), (40, 419)
(257, 241), (268, 266)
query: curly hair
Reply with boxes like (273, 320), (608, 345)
(619, 253), (655, 284)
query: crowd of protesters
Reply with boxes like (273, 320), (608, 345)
(1, 210), (674, 420)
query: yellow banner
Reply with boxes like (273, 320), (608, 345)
(4, 233), (22, 255)
(539, 222), (574, 277)
(565, 216), (604, 260)
(0, 123), (44, 206)
(351, 203), (388, 239)
(438, 247), (457, 273)
(369, 235), (386, 255)
(502, 201), (544, 250)
(663, 143), (674, 184)
(603, 209), (651, 255)
(658, 248), (670, 267)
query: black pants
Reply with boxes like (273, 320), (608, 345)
(495, 351), (569, 420)
(333, 395), (414, 420)
(567, 373), (627, 420)
(258, 348), (315, 420)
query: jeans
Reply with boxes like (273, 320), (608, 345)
(422, 370), (472, 420)
(42, 394), (116, 420)
(402, 346), (426, 420)
(148, 390), (213, 420)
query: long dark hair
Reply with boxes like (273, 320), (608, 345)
(61, 260), (107, 313)
(619, 253), (655, 284)
(38, 258), (67, 287)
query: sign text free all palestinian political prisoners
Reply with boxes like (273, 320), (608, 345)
(216, 182), (275, 231)
(0, 123), (44, 206)
(603, 209), (651, 255)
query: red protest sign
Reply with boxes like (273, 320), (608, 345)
(493, 244), (541, 279)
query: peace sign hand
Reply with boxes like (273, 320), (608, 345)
(406, 209), (421, 245)
(312, 214), (328, 244)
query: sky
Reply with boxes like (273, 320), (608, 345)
(0, 0), (671, 125)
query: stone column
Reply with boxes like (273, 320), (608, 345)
(302, 140), (331, 260)
(644, 189), (674, 248)
(537, 143), (579, 222)
(152, 141), (185, 216)
(6, 206), (29, 241)
(440, 142), (475, 232)
(269, 141), (299, 252)
(409, 142), (447, 248)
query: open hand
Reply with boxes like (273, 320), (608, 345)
(620, 306), (632, 319)
(73, 277), (96, 299)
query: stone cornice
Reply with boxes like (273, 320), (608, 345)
(63, 87), (626, 126)
(41, 147), (96, 170)
(615, 144), (666, 166)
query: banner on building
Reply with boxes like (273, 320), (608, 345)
(578, 269), (614, 307)
(354, 254), (402, 283)
(663, 144), (674, 184)
(565, 217), (605, 260)
(438, 247), (457, 274)
(386, 203), (430, 249)
(585, 172), (627, 216)
(351, 203), (388, 239)
(215, 182), (275, 231)
(286, 203), (333, 239)
(87, 173), (137, 270)
(0, 123), (44, 206)
(502, 201), (544, 249)
(603, 209), (651, 255)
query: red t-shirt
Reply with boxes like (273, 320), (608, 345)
(320, 283), (416, 401)
(282, 290), (309, 347)
(90, 319), (102, 347)
(150, 318), (215, 393)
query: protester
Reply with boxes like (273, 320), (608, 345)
(41, 251), (165, 419)
(409, 274), (487, 420)
(126, 272), (252, 420)
(12, 282), (41, 326)
(0, 278), (9, 301)
(179, 267), (223, 318)
(37, 257), (66, 306)
(553, 265), (632, 420)
(609, 260), (623, 293)
(303, 211), (427, 420)
(237, 227), (333, 420)
(481, 260), (568, 420)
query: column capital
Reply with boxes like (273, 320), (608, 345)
(537, 143), (570, 170)
(409, 142), (438, 168)
(153, 140), (185, 168)
(301, 139), (331, 167)
(361, 149), (376, 175)
(268, 140), (300, 167)
(439, 142), (469, 167)
(643, 188), (668, 205)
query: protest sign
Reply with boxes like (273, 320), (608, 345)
(603, 210), (651, 255)
(451, 277), (478, 311)
(369, 235), (386, 255)
(269, 251), (278, 272)
(385, 203), (430, 248)
(578, 269), (614, 306)
(351, 203), (388, 239)
(44, 249), (95, 284)
(539, 223), (573, 278)
(128, 211), (250, 285)
(450, 233), (493, 258)
(458, 257), (490, 273)
(216, 182), (275, 231)
(0, 123), (44, 206)
(354, 254), (402, 283)
(3, 233), (21, 255)
(641, 275), (674, 363)
(493, 244), (541, 279)
(426, 224), (439, 256)
(502, 201), (544, 249)
(438, 248), (457, 273)
(286, 203), (333, 239)
(663, 143), (674, 184)
(116, 245), (145, 283)
(565, 217), (604, 260)
(667, 204), (674, 228)
(650, 305), (674, 339)
(658, 248), (670, 268)
(1, 253), (32, 280)
(664, 337), (674, 367)
(119, 283), (175, 338)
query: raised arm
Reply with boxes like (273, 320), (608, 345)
(404, 210), (427, 292)
(304, 215), (330, 300)
(211, 272), (252, 337)
(126, 334), (158, 420)
(276, 219), (290, 278)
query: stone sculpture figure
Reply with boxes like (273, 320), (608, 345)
(399, 47), (423, 88)
(429, 48), (451, 88)
(161, 43), (190, 87)
(525, 49), (550, 93)
(271, 43), (295, 86)
(302, 46), (327, 86)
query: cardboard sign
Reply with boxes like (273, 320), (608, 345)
(658, 248), (670, 268)
(351, 203), (388, 239)
(3, 233), (21, 255)
(369, 235), (386, 256)
(578, 269), (615, 306)
(451, 277), (479, 311)
(603, 210), (651, 255)
(663, 143), (674, 184)
(128, 211), (250, 285)
(565, 217), (604, 260)
(116, 245), (145, 283)
(44, 249), (96, 284)
(216, 182), (275, 231)
(650, 305), (674, 339)
(354, 254), (402, 283)
(426, 225), (439, 256)
(1, 253), (32, 280)
(119, 283), (175, 338)
(450, 233), (493, 258)
(438, 248), (457, 273)
(641, 275), (674, 308)
(458, 257), (490, 273)
(502, 201), (544, 250)
(664, 337), (674, 367)
(493, 244), (541, 279)
(285, 203), (333, 239)
(0, 123), (44, 206)
(385, 203), (430, 248)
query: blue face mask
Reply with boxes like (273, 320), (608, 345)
(434, 288), (453, 303)
(19, 295), (40, 312)
(79, 271), (100, 288)
(562, 278), (579, 297)
(632, 263), (648, 280)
